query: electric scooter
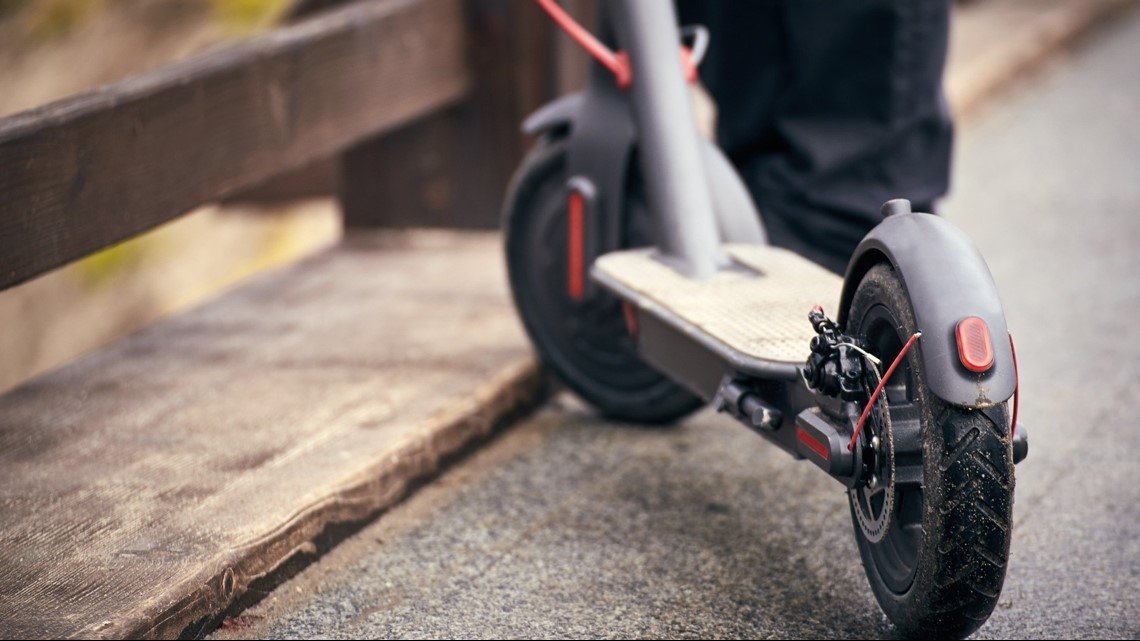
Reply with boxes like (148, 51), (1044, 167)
(503, 2), (1029, 637)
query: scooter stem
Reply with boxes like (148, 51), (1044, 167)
(608, 0), (723, 279)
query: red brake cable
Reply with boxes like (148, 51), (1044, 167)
(535, 0), (631, 88)
(848, 332), (922, 452)
(534, 0), (699, 87)
(848, 330), (1019, 451)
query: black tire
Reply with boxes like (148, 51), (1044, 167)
(503, 137), (703, 424)
(846, 263), (1014, 638)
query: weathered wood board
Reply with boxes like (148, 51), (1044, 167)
(0, 231), (541, 639)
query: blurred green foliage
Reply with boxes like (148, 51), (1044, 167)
(208, 0), (290, 33)
(76, 237), (150, 289)
(0, 0), (292, 42)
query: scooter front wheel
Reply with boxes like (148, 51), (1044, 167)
(846, 263), (1014, 638)
(503, 138), (702, 424)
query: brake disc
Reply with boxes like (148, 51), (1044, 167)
(851, 364), (895, 544)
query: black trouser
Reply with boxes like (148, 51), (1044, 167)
(676, 0), (953, 273)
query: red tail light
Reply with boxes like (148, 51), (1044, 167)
(956, 316), (994, 373)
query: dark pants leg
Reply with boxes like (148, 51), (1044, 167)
(676, 0), (953, 273)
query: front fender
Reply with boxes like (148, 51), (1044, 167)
(522, 93), (585, 137)
(521, 92), (766, 245)
(838, 213), (1016, 408)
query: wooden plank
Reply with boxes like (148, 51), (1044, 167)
(0, 0), (469, 292)
(0, 230), (542, 639)
(341, 0), (557, 229)
(223, 157), (340, 203)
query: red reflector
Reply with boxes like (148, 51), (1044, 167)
(956, 316), (994, 373)
(797, 427), (830, 461)
(567, 191), (585, 300)
(621, 301), (639, 338)
(679, 46), (698, 83)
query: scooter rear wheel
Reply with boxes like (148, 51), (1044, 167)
(846, 263), (1014, 638)
(503, 137), (702, 424)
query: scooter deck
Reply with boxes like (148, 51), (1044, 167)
(593, 245), (842, 364)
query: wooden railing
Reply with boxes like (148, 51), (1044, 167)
(0, 0), (585, 292)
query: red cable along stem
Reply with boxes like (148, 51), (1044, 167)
(535, 0), (631, 87)
(848, 332), (922, 452)
(1009, 332), (1020, 439)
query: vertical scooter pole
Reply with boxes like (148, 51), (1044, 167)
(608, 0), (723, 279)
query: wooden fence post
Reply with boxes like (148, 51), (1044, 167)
(340, 0), (563, 229)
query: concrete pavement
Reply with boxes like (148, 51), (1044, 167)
(211, 6), (1140, 639)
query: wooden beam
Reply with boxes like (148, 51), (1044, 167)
(0, 0), (469, 291)
(341, 0), (558, 230)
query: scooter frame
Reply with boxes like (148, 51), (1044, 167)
(511, 2), (1034, 635)
(527, 0), (1026, 478)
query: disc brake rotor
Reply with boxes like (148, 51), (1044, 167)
(851, 363), (895, 543)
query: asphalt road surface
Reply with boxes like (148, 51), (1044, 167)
(212, 9), (1140, 640)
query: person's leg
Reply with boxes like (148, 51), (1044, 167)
(676, 0), (953, 273)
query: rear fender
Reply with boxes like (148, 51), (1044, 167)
(838, 213), (1016, 408)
